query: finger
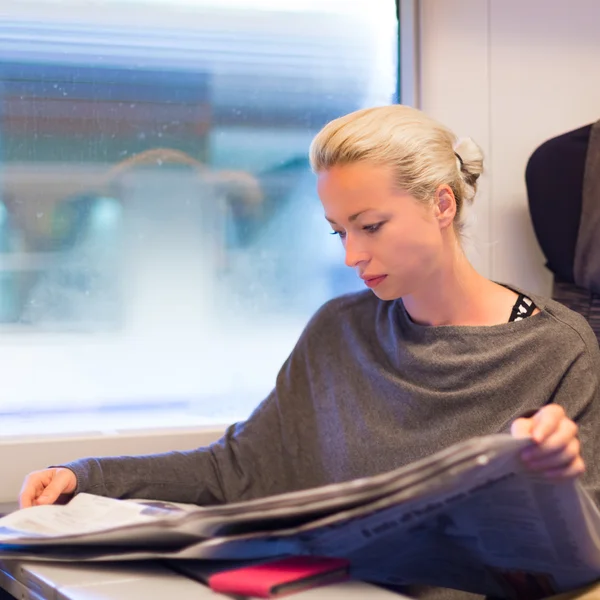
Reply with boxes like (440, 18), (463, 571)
(511, 417), (534, 439)
(19, 478), (44, 509)
(35, 470), (74, 506)
(523, 419), (578, 460)
(524, 438), (581, 470)
(542, 457), (585, 480)
(531, 404), (566, 443)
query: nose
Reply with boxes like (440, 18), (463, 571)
(343, 234), (369, 268)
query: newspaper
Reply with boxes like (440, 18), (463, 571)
(1, 434), (600, 599)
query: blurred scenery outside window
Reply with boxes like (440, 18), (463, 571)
(0, 0), (398, 434)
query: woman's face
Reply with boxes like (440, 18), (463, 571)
(317, 162), (446, 301)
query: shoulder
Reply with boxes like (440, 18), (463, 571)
(299, 290), (385, 342)
(319, 289), (379, 316)
(528, 291), (600, 361)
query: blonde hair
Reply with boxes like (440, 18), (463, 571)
(309, 105), (483, 233)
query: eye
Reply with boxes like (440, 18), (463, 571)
(363, 222), (384, 234)
(330, 230), (346, 239)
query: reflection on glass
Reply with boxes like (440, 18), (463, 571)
(0, 0), (397, 429)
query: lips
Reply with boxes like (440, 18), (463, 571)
(361, 274), (386, 282)
(361, 275), (387, 289)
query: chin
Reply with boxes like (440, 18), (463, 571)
(370, 287), (403, 302)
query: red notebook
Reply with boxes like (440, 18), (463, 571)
(208, 556), (350, 598)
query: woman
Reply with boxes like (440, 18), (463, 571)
(19, 106), (599, 545)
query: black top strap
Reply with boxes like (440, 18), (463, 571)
(509, 294), (536, 322)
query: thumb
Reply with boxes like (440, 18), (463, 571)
(36, 470), (75, 505)
(511, 417), (534, 439)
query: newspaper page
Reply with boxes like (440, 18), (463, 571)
(288, 446), (600, 597)
(2, 434), (600, 599)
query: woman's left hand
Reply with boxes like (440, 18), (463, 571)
(511, 404), (585, 479)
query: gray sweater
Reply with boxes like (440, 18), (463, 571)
(66, 287), (600, 505)
(64, 288), (600, 599)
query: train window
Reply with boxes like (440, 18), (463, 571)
(0, 0), (397, 433)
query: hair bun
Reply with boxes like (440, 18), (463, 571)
(454, 137), (484, 203)
(454, 138), (483, 179)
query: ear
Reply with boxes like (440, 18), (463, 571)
(433, 185), (457, 230)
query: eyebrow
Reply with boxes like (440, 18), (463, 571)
(325, 209), (370, 225)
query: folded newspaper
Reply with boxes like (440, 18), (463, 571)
(2, 434), (600, 599)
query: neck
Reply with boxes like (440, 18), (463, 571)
(402, 239), (501, 327)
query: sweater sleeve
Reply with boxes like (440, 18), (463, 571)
(548, 325), (600, 507)
(62, 306), (329, 506)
